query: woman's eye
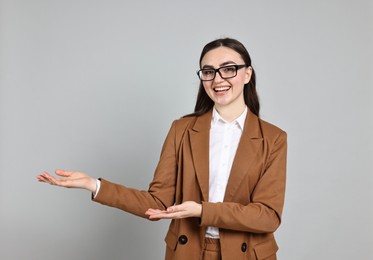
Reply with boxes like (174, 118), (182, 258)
(223, 66), (236, 73)
(202, 70), (214, 76)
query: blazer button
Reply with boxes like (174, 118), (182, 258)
(178, 235), (188, 245)
(241, 242), (247, 252)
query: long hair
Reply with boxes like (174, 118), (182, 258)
(186, 38), (260, 117)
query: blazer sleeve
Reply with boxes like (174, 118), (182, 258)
(200, 130), (287, 233)
(92, 121), (179, 219)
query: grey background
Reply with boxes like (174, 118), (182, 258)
(0, 0), (372, 259)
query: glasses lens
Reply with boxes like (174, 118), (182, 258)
(199, 69), (215, 81)
(219, 66), (237, 79)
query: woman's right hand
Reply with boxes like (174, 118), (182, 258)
(37, 170), (97, 193)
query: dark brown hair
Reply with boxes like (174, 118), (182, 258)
(186, 38), (260, 117)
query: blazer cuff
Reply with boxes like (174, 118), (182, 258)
(91, 179), (101, 199)
(200, 201), (218, 227)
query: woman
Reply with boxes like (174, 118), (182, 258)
(37, 38), (287, 260)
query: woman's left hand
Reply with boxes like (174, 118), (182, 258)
(145, 201), (202, 220)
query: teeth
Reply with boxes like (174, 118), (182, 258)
(214, 86), (230, 92)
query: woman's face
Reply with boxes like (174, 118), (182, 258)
(200, 47), (252, 111)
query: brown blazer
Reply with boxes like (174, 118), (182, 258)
(93, 109), (287, 260)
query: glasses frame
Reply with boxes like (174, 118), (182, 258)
(196, 64), (247, 81)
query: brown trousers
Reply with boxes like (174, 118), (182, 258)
(201, 238), (221, 260)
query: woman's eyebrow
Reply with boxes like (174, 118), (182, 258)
(201, 65), (214, 69)
(201, 61), (237, 69)
(220, 61), (237, 67)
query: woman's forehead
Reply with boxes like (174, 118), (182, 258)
(201, 47), (244, 67)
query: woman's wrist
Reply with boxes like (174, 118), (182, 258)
(87, 177), (98, 193)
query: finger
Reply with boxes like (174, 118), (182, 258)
(40, 171), (52, 178)
(149, 209), (182, 219)
(55, 169), (72, 177)
(145, 208), (159, 214)
(167, 205), (184, 213)
(38, 175), (55, 185)
(145, 208), (164, 216)
(149, 212), (180, 220)
(42, 173), (59, 185)
(37, 174), (51, 184)
(145, 209), (172, 219)
(148, 213), (170, 219)
(44, 172), (70, 186)
(145, 209), (154, 215)
(41, 171), (60, 182)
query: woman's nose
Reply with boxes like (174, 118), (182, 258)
(213, 71), (224, 83)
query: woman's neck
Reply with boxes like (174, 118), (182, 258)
(215, 102), (246, 122)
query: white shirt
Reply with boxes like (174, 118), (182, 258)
(205, 106), (247, 238)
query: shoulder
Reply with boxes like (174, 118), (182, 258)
(258, 117), (286, 136)
(173, 115), (198, 130)
(161, 116), (200, 151)
(172, 111), (211, 133)
(246, 110), (286, 140)
(257, 117), (287, 146)
(174, 116), (198, 127)
(245, 109), (287, 146)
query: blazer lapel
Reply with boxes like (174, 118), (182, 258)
(224, 110), (263, 202)
(189, 111), (212, 202)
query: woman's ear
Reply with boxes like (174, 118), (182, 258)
(244, 66), (252, 84)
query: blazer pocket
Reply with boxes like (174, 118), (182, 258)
(253, 238), (278, 260)
(165, 229), (179, 251)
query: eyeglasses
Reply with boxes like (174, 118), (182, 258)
(196, 64), (247, 81)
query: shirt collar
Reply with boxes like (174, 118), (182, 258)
(212, 106), (247, 130)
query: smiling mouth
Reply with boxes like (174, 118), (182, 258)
(213, 86), (231, 93)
